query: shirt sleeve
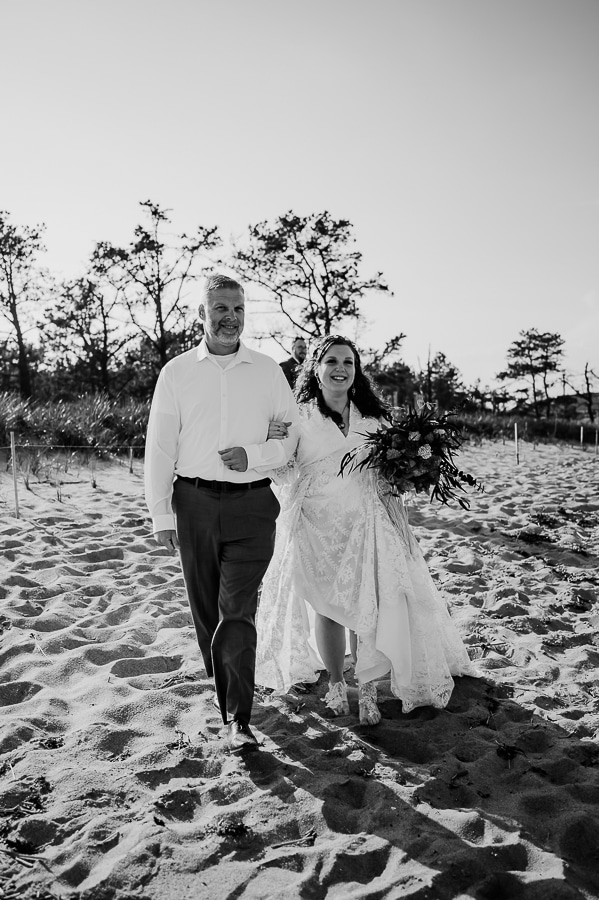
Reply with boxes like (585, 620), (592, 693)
(144, 367), (180, 533)
(244, 367), (301, 471)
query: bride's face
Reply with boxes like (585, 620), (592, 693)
(317, 343), (356, 396)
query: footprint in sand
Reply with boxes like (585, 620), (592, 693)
(112, 515), (147, 528)
(136, 573), (168, 587)
(54, 565), (89, 578)
(70, 547), (125, 563)
(3, 575), (41, 589)
(95, 728), (142, 757)
(26, 556), (66, 571)
(118, 542), (152, 553)
(75, 583), (110, 598)
(137, 755), (224, 789)
(153, 787), (199, 820)
(102, 605), (135, 626)
(0, 680), (43, 706)
(110, 655), (183, 678)
(0, 539), (23, 550)
(35, 516), (73, 526)
(41, 634), (90, 653)
(127, 562), (153, 574)
(12, 600), (44, 617)
(156, 610), (190, 629)
(82, 645), (147, 667)
(28, 614), (77, 633)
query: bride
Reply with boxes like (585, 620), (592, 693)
(256, 335), (475, 725)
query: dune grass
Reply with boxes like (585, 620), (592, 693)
(1, 393), (597, 455)
(0, 393), (148, 453)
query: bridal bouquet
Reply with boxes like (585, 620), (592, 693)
(340, 402), (484, 509)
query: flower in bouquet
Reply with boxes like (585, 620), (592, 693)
(340, 402), (484, 509)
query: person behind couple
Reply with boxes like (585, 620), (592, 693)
(144, 274), (298, 749)
(279, 336), (307, 389)
(256, 334), (475, 724)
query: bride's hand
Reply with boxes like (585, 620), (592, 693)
(267, 420), (291, 440)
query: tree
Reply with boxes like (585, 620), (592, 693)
(490, 388), (514, 414)
(468, 380), (491, 412)
(231, 210), (394, 341)
(122, 320), (205, 398)
(0, 211), (45, 398)
(94, 200), (221, 385)
(0, 338), (43, 393)
(365, 334), (407, 371)
(416, 351), (466, 410)
(497, 329), (565, 418)
(370, 359), (417, 406)
(45, 276), (134, 396)
(563, 363), (598, 422)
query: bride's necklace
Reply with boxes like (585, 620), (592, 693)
(337, 401), (350, 432)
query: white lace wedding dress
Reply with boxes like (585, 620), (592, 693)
(255, 402), (475, 712)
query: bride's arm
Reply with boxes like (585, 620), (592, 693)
(257, 419), (300, 485)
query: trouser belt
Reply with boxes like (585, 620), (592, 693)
(176, 476), (271, 492)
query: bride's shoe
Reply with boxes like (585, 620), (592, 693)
(324, 680), (349, 716)
(358, 682), (381, 725)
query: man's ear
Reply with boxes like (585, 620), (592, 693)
(199, 304), (205, 321)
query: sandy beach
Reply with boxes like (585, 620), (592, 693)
(1, 439), (598, 900)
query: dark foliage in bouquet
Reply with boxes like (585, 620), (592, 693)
(340, 402), (484, 509)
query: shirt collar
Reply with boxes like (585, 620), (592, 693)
(196, 338), (253, 364)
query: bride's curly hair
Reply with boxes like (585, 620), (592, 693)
(295, 334), (391, 428)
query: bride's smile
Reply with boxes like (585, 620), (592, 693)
(318, 347), (356, 396)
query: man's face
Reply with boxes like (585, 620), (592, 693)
(199, 287), (245, 354)
(293, 339), (307, 363)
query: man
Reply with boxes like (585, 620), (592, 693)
(144, 274), (298, 750)
(279, 336), (307, 389)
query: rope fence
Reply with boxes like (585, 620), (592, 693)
(3, 431), (145, 519)
(2, 425), (597, 518)
(511, 423), (598, 465)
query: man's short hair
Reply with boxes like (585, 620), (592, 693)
(292, 337), (306, 347)
(202, 274), (244, 297)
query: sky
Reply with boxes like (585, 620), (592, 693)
(1, 0), (598, 390)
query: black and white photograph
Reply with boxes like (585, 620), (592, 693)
(1, 2), (599, 898)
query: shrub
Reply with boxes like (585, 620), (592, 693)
(0, 393), (150, 454)
(455, 412), (598, 445)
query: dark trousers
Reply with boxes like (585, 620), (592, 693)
(173, 479), (279, 725)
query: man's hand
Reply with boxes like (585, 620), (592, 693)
(218, 447), (248, 472)
(154, 529), (180, 554)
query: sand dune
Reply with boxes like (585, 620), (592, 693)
(1, 440), (598, 899)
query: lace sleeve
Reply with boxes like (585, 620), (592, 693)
(267, 450), (299, 487)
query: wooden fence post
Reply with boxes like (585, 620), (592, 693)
(514, 423), (519, 465)
(10, 431), (19, 519)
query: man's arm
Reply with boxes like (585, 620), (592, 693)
(144, 368), (180, 534)
(244, 367), (300, 471)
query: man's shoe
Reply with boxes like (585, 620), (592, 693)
(227, 719), (259, 751)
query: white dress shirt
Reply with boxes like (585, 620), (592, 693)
(144, 339), (299, 533)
